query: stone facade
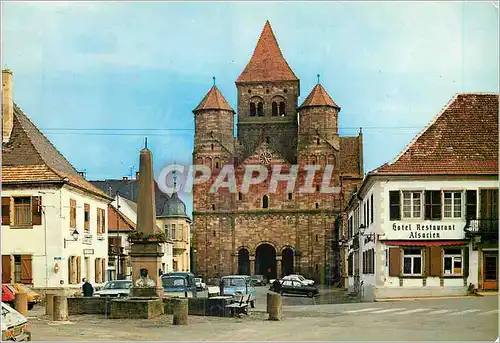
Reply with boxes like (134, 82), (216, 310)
(192, 22), (363, 284)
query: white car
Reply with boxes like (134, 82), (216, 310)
(2, 302), (31, 341)
(270, 274), (314, 286)
(194, 278), (206, 291)
(94, 280), (132, 298)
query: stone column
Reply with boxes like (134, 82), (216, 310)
(14, 292), (28, 316)
(172, 298), (188, 325)
(266, 292), (282, 321)
(276, 256), (282, 278)
(52, 296), (68, 321)
(45, 294), (55, 316)
(249, 256), (255, 276)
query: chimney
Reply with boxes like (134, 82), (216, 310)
(135, 172), (139, 180)
(2, 69), (13, 143)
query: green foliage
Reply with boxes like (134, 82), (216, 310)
(127, 230), (169, 243)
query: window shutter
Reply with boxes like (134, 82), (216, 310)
(2, 255), (12, 283)
(76, 256), (81, 283)
(101, 258), (106, 282)
(97, 210), (101, 235)
(2, 197), (11, 225)
(389, 191), (400, 220)
(429, 246), (442, 277)
(463, 245), (469, 278)
(424, 247), (431, 276)
(20, 255), (33, 284)
(466, 190), (477, 220)
(70, 199), (76, 228)
(31, 196), (42, 225)
(388, 248), (401, 277)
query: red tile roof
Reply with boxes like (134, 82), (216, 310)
(236, 21), (298, 83)
(2, 104), (111, 199)
(299, 83), (340, 109)
(374, 93), (499, 175)
(193, 86), (234, 113)
(108, 204), (136, 232)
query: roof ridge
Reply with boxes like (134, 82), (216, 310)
(13, 103), (82, 177)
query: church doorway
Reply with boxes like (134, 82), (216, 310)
(237, 248), (250, 275)
(282, 247), (294, 277)
(255, 243), (276, 280)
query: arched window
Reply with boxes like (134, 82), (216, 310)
(250, 103), (256, 116)
(257, 102), (264, 116)
(211, 143), (214, 150)
(238, 192), (243, 201)
(272, 102), (278, 116)
(266, 136), (270, 144)
(316, 138), (320, 145)
(279, 102), (286, 116)
(262, 195), (269, 209)
(315, 202), (319, 209)
(215, 162), (220, 169)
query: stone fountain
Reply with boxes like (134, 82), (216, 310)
(110, 140), (165, 319)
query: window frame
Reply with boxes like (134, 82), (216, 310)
(402, 191), (422, 219)
(443, 248), (463, 276)
(13, 196), (32, 227)
(402, 248), (423, 276)
(443, 191), (463, 219)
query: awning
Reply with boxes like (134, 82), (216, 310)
(381, 240), (469, 247)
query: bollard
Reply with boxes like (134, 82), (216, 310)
(266, 292), (282, 321)
(14, 292), (28, 316)
(52, 296), (68, 321)
(172, 298), (188, 325)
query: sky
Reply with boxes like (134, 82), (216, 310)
(2, 1), (499, 217)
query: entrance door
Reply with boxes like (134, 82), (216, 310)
(483, 251), (498, 290)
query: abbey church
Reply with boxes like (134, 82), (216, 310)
(192, 21), (363, 284)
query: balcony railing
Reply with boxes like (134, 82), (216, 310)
(464, 218), (499, 236)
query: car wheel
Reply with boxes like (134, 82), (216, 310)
(307, 292), (313, 298)
(250, 300), (255, 308)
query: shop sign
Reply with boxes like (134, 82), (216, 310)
(386, 221), (466, 240)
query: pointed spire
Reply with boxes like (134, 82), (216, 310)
(317, 74), (320, 84)
(236, 21), (298, 83)
(193, 85), (235, 113)
(213, 76), (216, 86)
(299, 83), (340, 110)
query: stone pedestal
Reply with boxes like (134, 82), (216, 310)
(14, 292), (28, 316)
(129, 241), (165, 298)
(53, 296), (68, 321)
(266, 292), (282, 321)
(45, 294), (55, 316)
(110, 298), (164, 319)
(172, 298), (188, 325)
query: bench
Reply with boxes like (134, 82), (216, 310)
(225, 294), (251, 317)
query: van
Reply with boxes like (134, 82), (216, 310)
(161, 272), (197, 298)
(1, 302), (31, 341)
(219, 275), (256, 308)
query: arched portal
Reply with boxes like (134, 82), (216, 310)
(237, 248), (250, 275)
(255, 244), (277, 280)
(282, 247), (294, 276)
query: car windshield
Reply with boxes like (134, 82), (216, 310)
(223, 278), (246, 287)
(104, 281), (131, 289)
(162, 276), (186, 288)
(251, 275), (262, 280)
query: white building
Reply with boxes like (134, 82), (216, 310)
(107, 194), (173, 280)
(345, 93), (498, 301)
(1, 69), (112, 295)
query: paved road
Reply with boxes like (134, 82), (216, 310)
(28, 294), (498, 341)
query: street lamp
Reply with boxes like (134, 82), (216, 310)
(64, 229), (80, 248)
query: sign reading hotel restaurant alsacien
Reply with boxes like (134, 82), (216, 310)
(387, 221), (466, 240)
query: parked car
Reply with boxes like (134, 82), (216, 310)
(1, 302), (31, 341)
(249, 275), (266, 286)
(161, 272), (198, 298)
(276, 279), (319, 298)
(219, 275), (256, 308)
(7, 284), (41, 310)
(270, 274), (314, 286)
(94, 280), (131, 298)
(194, 278), (206, 291)
(1, 285), (16, 308)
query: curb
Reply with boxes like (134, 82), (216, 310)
(374, 295), (489, 302)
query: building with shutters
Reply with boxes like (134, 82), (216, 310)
(344, 93), (498, 301)
(192, 21), (363, 284)
(1, 69), (112, 295)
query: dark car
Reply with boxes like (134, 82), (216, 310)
(249, 275), (266, 286)
(277, 279), (319, 298)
